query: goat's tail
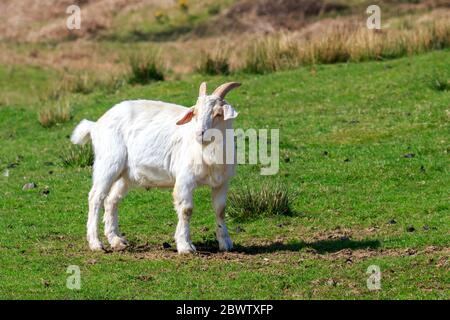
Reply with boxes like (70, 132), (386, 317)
(71, 119), (95, 145)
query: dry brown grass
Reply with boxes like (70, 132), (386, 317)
(238, 12), (450, 72)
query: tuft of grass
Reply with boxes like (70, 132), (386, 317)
(59, 143), (94, 168)
(38, 100), (72, 128)
(45, 73), (126, 100)
(431, 74), (450, 91)
(228, 183), (293, 221)
(243, 36), (299, 74)
(197, 49), (230, 75)
(128, 50), (165, 85)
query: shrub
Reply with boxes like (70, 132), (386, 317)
(60, 143), (94, 168)
(154, 10), (169, 24)
(128, 50), (165, 85)
(38, 101), (72, 128)
(178, 0), (189, 13)
(228, 183), (292, 221)
(207, 4), (221, 15)
(197, 50), (230, 75)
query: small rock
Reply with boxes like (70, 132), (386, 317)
(22, 182), (37, 190)
(87, 259), (97, 265)
(406, 225), (415, 232)
(403, 153), (415, 158)
(2, 169), (9, 177)
(162, 242), (171, 249)
(422, 225), (430, 231)
(388, 219), (397, 225)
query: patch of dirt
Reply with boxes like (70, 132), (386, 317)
(195, 0), (349, 36)
(125, 236), (449, 267)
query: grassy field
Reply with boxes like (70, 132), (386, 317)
(0, 49), (449, 299)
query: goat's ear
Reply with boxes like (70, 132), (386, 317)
(176, 108), (195, 125)
(222, 104), (238, 120)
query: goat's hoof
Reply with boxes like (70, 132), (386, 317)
(88, 241), (105, 252)
(111, 236), (128, 251)
(177, 242), (196, 254)
(218, 237), (233, 252)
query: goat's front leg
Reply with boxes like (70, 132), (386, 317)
(173, 179), (196, 254)
(212, 183), (233, 251)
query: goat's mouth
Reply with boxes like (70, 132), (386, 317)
(196, 135), (215, 145)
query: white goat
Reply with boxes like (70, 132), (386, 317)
(71, 82), (241, 253)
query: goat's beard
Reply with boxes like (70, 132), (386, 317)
(201, 140), (225, 166)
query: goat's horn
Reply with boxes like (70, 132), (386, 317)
(199, 82), (207, 96)
(212, 82), (241, 99)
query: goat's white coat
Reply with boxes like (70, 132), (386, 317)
(71, 86), (239, 253)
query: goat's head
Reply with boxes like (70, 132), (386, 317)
(176, 82), (241, 144)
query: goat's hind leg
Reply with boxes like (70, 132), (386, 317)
(87, 178), (113, 251)
(103, 177), (129, 251)
(87, 158), (125, 251)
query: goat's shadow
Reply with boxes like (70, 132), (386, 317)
(192, 238), (381, 255)
(125, 237), (380, 255)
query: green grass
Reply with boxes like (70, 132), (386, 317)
(0, 50), (449, 299)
